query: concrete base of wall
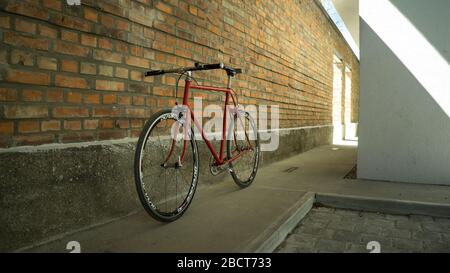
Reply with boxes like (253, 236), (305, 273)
(0, 126), (332, 252)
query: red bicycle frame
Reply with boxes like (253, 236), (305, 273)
(164, 75), (253, 167)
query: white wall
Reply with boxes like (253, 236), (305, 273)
(358, 0), (450, 185)
(332, 0), (359, 48)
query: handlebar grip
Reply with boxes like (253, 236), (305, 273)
(145, 70), (165, 76)
(194, 62), (224, 70)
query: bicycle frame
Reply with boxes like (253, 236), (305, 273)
(165, 73), (253, 167)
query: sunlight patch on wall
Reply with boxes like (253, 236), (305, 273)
(360, 0), (450, 118)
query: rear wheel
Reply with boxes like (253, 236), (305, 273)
(227, 111), (260, 188)
(134, 109), (199, 222)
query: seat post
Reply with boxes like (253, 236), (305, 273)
(227, 75), (232, 89)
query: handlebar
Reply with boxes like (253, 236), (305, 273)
(145, 62), (242, 77)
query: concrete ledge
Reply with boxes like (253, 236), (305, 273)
(243, 192), (315, 253)
(0, 126), (332, 252)
(315, 193), (450, 218)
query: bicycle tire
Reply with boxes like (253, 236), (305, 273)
(227, 111), (260, 188)
(134, 109), (199, 222)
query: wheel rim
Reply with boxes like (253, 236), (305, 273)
(138, 113), (198, 218)
(229, 112), (259, 184)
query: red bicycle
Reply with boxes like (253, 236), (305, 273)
(135, 63), (260, 222)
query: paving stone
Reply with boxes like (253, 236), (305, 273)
(422, 241), (450, 253)
(408, 215), (434, 223)
(365, 218), (396, 228)
(354, 223), (383, 235)
(315, 239), (347, 253)
(380, 228), (412, 239)
(332, 230), (362, 244)
(275, 208), (450, 254)
(395, 220), (423, 230)
(434, 218), (450, 225)
(392, 238), (423, 252)
(345, 243), (369, 253)
(360, 234), (393, 248)
(295, 224), (325, 236)
(285, 233), (318, 246)
(412, 231), (442, 241)
(327, 220), (356, 232)
(422, 222), (449, 233)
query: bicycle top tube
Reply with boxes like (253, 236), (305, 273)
(144, 62), (242, 77)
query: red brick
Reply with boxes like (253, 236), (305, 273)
(84, 120), (98, 130)
(53, 107), (89, 118)
(81, 62), (97, 75)
(116, 19), (129, 31)
(96, 80), (125, 91)
(55, 41), (89, 57)
(14, 134), (54, 146)
(67, 92), (83, 103)
(5, 2), (49, 20)
(50, 14), (91, 32)
(125, 108), (146, 118)
(100, 119), (114, 129)
(55, 75), (87, 89)
(146, 97), (157, 107)
(115, 67), (129, 79)
(101, 14), (115, 27)
(115, 119), (129, 129)
(153, 86), (173, 96)
(64, 120), (82, 131)
(41, 120), (60, 131)
(84, 8), (98, 22)
(93, 49), (122, 63)
(98, 38), (113, 50)
(11, 50), (34, 66)
(22, 90), (43, 102)
(15, 19), (36, 34)
(0, 122), (14, 135)
(84, 94), (100, 104)
(0, 16), (10, 29)
(43, 0), (62, 10)
(5, 70), (49, 85)
(103, 94), (117, 104)
(38, 25), (57, 38)
(61, 30), (79, 42)
(81, 34), (97, 47)
(0, 88), (17, 101)
(189, 5), (198, 16)
(125, 56), (149, 68)
(98, 65), (113, 76)
(130, 71), (143, 81)
(131, 119), (143, 128)
(4, 31), (48, 50)
(60, 132), (94, 143)
(98, 130), (126, 140)
(93, 107), (121, 117)
(133, 96), (145, 106)
(18, 121), (40, 133)
(37, 57), (57, 70)
(115, 42), (128, 53)
(47, 90), (63, 102)
(155, 2), (173, 14)
(61, 60), (79, 73)
(119, 96), (132, 105)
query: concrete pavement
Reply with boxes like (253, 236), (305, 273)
(20, 145), (450, 252)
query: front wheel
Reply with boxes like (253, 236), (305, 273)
(134, 109), (199, 222)
(227, 111), (260, 188)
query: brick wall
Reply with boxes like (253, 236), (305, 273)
(0, 0), (359, 148)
